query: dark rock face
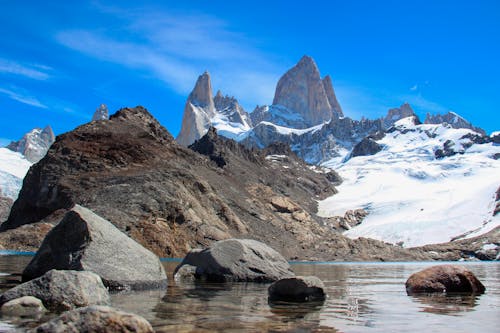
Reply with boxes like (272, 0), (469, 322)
(350, 137), (383, 158)
(405, 265), (486, 294)
(7, 126), (55, 163)
(0, 270), (110, 312)
(22, 205), (167, 291)
(31, 305), (154, 333)
(268, 276), (326, 302)
(174, 239), (295, 282)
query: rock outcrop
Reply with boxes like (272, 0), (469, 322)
(174, 239), (295, 282)
(0, 270), (110, 312)
(383, 103), (418, 129)
(425, 111), (486, 135)
(22, 205), (167, 291)
(0, 196), (13, 222)
(268, 276), (326, 302)
(350, 137), (383, 158)
(92, 104), (109, 121)
(1, 296), (46, 317)
(6, 125), (55, 163)
(31, 305), (154, 333)
(405, 265), (485, 294)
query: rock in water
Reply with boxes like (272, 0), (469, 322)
(0, 270), (110, 312)
(30, 305), (154, 333)
(174, 239), (294, 282)
(1, 296), (46, 317)
(405, 265), (485, 294)
(22, 205), (167, 291)
(268, 276), (326, 302)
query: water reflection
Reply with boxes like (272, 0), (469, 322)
(409, 293), (480, 315)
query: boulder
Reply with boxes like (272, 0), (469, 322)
(350, 137), (383, 158)
(405, 265), (486, 294)
(0, 270), (110, 312)
(268, 276), (326, 302)
(1, 296), (46, 317)
(29, 305), (153, 333)
(22, 205), (167, 291)
(174, 239), (294, 282)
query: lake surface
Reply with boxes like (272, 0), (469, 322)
(0, 256), (498, 332)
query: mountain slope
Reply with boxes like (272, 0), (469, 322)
(318, 117), (500, 247)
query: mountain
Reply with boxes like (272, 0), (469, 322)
(318, 116), (500, 247)
(92, 104), (109, 121)
(425, 111), (486, 136)
(176, 72), (251, 146)
(0, 106), (433, 261)
(6, 125), (55, 163)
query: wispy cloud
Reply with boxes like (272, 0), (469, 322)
(0, 58), (52, 80)
(0, 87), (48, 109)
(409, 84), (418, 91)
(399, 94), (449, 115)
(55, 6), (281, 109)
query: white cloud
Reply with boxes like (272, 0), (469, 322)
(0, 58), (51, 80)
(409, 84), (418, 91)
(0, 87), (48, 109)
(399, 94), (449, 114)
(55, 8), (281, 108)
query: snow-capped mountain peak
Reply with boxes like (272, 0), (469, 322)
(6, 125), (55, 163)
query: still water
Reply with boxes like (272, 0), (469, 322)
(0, 255), (498, 332)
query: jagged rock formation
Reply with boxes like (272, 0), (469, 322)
(92, 104), (109, 121)
(0, 106), (432, 261)
(6, 126), (55, 163)
(350, 137), (383, 158)
(383, 103), (418, 129)
(425, 111), (485, 135)
(271, 55), (339, 127)
(176, 73), (251, 146)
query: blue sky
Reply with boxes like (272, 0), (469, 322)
(1, 0), (499, 145)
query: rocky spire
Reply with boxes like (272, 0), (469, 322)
(383, 103), (419, 129)
(322, 75), (344, 119)
(7, 125), (55, 163)
(272, 55), (335, 127)
(92, 104), (109, 121)
(176, 72), (216, 146)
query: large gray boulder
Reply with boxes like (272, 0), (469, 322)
(405, 265), (486, 294)
(30, 305), (154, 333)
(268, 276), (326, 302)
(22, 205), (167, 291)
(174, 239), (294, 282)
(0, 270), (110, 312)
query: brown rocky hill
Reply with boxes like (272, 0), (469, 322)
(0, 106), (430, 261)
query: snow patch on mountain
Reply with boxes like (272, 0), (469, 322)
(318, 118), (500, 247)
(0, 148), (31, 199)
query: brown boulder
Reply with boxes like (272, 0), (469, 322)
(405, 265), (485, 294)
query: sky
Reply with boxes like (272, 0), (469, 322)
(1, 0), (499, 145)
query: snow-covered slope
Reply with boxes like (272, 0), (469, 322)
(318, 117), (500, 247)
(0, 148), (31, 199)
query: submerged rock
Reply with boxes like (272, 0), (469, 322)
(30, 305), (154, 333)
(22, 205), (167, 291)
(0, 270), (110, 312)
(268, 276), (326, 302)
(174, 238), (294, 282)
(405, 265), (485, 294)
(1, 296), (46, 317)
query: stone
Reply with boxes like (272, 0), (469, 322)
(174, 264), (198, 283)
(0, 270), (110, 312)
(174, 239), (294, 282)
(405, 265), (486, 294)
(30, 305), (153, 333)
(22, 205), (167, 291)
(268, 276), (326, 302)
(1, 296), (46, 317)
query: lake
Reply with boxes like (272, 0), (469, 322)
(0, 255), (498, 332)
